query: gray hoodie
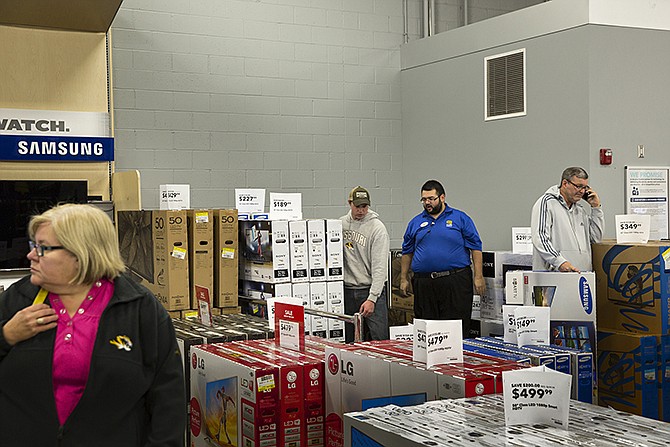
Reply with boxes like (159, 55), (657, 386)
(340, 209), (390, 303)
(531, 184), (604, 271)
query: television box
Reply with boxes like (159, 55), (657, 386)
(480, 251), (532, 321)
(309, 282), (328, 338)
(327, 280), (345, 342)
(522, 271), (597, 354)
(289, 220), (309, 283)
(308, 219), (327, 281)
(389, 249), (413, 311)
(292, 282), (311, 334)
(238, 280), (292, 320)
(117, 210), (190, 311)
(189, 344), (280, 447)
(213, 209), (238, 308)
(592, 241), (670, 335)
(597, 330), (660, 420)
(187, 210), (214, 309)
(239, 220), (290, 283)
(325, 219), (344, 281)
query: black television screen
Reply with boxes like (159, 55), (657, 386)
(0, 180), (88, 270)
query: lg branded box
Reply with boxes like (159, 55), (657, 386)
(308, 219), (327, 282)
(213, 209), (238, 308)
(325, 219), (344, 281)
(592, 241), (670, 335)
(117, 210), (190, 311)
(187, 210), (214, 309)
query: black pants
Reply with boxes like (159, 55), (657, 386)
(344, 284), (389, 343)
(412, 266), (474, 339)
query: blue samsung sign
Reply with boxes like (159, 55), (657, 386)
(0, 135), (114, 162)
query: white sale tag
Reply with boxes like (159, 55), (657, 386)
(616, 214), (651, 244)
(503, 305), (518, 344)
(279, 319), (300, 351)
(267, 296), (303, 330)
(425, 320), (463, 368)
(389, 324), (414, 341)
(235, 188), (265, 213)
(512, 227), (533, 254)
(269, 192), (302, 220)
(503, 366), (571, 427)
(514, 306), (550, 347)
(413, 319), (427, 363)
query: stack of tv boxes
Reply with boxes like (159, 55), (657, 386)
(117, 209), (239, 314)
(238, 219), (345, 341)
(593, 240), (670, 421)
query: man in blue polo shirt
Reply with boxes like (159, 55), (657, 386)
(399, 180), (485, 337)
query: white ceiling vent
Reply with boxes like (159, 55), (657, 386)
(484, 49), (526, 121)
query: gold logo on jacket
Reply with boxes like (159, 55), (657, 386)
(110, 335), (133, 351)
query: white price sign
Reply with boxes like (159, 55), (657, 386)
(503, 366), (571, 427)
(389, 324), (414, 341)
(512, 227), (533, 254)
(279, 319), (300, 351)
(503, 305), (518, 344)
(269, 192), (302, 220)
(235, 188), (265, 213)
(413, 319), (463, 367)
(514, 306), (550, 347)
(615, 214), (651, 244)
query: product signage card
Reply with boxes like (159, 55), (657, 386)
(512, 227), (533, 254)
(514, 306), (550, 346)
(267, 296), (303, 330)
(0, 108), (114, 161)
(413, 319), (463, 366)
(159, 184), (190, 210)
(389, 324), (414, 341)
(269, 192), (302, 220)
(235, 188), (265, 214)
(503, 305), (518, 344)
(274, 302), (305, 351)
(195, 285), (212, 327)
(615, 214), (651, 244)
(502, 366), (571, 427)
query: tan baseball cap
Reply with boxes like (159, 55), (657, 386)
(348, 186), (370, 206)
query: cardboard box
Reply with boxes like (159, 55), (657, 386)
(592, 241), (670, 334)
(291, 282), (312, 334)
(597, 330), (660, 420)
(308, 219), (327, 282)
(187, 210), (214, 309)
(325, 219), (344, 281)
(213, 209), (238, 308)
(239, 220), (291, 283)
(189, 344), (280, 447)
(327, 280), (345, 342)
(117, 210), (190, 311)
(481, 251), (532, 322)
(309, 282), (328, 338)
(289, 220), (309, 283)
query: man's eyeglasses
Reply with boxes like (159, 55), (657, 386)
(566, 179), (589, 191)
(29, 241), (65, 257)
(420, 196), (440, 203)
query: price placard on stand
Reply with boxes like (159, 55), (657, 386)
(269, 192), (302, 220)
(413, 320), (427, 363)
(195, 285), (212, 327)
(503, 305), (518, 344)
(274, 302), (305, 351)
(503, 366), (571, 427)
(267, 296), (303, 330)
(615, 214), (651, 244)
(413, 319), (463, 367)
(389, 324), (414, 341)
(514, 306), (550, 347)
(512, 227), (533, 254)
(235, 188), (266, 214)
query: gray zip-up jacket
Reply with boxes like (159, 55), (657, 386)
(531, 185), (604, 271)
(340, 210), (390, 303)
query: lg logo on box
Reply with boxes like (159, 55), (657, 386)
(191, 353), (205, 370)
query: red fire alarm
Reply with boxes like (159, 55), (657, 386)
(600, 148), (612, 165)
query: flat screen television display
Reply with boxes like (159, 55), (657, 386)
(0, 180), (88, 270)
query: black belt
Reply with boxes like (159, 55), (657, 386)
(414, 266), (469, 279)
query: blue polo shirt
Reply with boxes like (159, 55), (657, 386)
(401, 204), (482, 273)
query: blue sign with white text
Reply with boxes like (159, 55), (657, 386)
(0, 135), (114, 161)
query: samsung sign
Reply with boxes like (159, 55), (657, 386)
(0, 108), (114, 162)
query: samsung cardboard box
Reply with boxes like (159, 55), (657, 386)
(239, 220), (291, 283)
(592, 241), (670, 335)
(187, 210), (214, 309)
(308, 219), (327, 282)
(325, 219), (344, 281)
(597, 330), (660, 420)
(117, 210), (190, 311)
(213, 209), (238, 308)
(289, 220), (309, 283)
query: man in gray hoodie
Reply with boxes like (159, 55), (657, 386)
(531, 167), (604, 272)
(341, 186), (390, 342)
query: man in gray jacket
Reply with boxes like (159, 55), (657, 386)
(531, 167), (604, 272)
(341, 186), (390, 342)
